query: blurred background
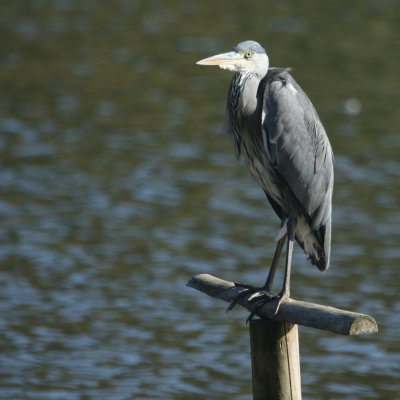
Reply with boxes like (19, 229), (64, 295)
(1, 1), (399, 399)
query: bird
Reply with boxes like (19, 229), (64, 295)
(196, 41), (334, 315)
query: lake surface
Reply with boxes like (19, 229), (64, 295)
(1, 1), (399, 399)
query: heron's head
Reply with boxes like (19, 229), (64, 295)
(196, 41), (269, 79)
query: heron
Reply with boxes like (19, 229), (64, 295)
(197, 41), (334, 316)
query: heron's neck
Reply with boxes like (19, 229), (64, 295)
(236, 71), (263, 117)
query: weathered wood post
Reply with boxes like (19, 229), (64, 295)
(187, 274), (378, 400)
(250, 320), (301, 400)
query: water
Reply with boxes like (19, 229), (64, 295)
(1, 1), (399, 399)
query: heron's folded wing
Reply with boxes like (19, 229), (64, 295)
(262, 73), (334, 230)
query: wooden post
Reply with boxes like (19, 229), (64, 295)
(187, 273), (378, 399)
(250, 320), (301, 400)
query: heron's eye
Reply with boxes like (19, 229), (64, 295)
(245, 51), (253, 59)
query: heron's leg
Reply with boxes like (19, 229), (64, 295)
(262, 233), (287, 293)
(274, 219), (295, 313)
(244, 223), (293, 320)
(227, 232), (287, 313)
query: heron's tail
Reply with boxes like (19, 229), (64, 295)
(295, 216), (331, 272)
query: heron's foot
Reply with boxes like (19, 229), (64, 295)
(226, 283), (274, 313)
(226, 283), (256, 312)
(244, 290), (278, 323)
(244, 289), (290, 323)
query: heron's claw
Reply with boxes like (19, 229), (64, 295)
(247, 291), (274, 302)
(245, 290), (290, 323)
(274, 289), (290, 315)
(245, 291), (277, 323)
(227, 283), (291, 323)
(226, 283), (254, 312)
(227, 283), (275, 314)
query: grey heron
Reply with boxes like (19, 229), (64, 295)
(197, 41), (334, 315)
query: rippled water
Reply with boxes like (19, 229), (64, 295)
(1, 1), (399, 399)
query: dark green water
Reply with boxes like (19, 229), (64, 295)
(1, 1), (399, 399)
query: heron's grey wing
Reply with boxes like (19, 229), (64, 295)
(262, 74), (334, 232)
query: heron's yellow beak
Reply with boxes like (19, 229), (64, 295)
(196, 51), (243, 67)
